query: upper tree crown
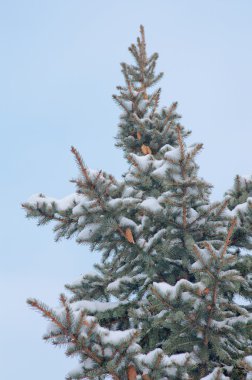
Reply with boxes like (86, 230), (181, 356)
(113, 25), (190, 158)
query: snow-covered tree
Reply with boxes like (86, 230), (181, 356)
(23, 26), (252, 380)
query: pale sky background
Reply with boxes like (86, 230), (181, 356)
(1, 1), (252, 379)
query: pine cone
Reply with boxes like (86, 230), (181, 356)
(141, 144), (152, 155)
(124, 228), (135, 244)
(137, 131), (142, 140)
(127, 365), (137, 380)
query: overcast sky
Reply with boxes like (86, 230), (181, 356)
(1, 1), (252, 379)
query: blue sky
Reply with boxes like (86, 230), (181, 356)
(1, 1), (252, 379)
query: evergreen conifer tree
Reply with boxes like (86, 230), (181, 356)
(23, 26), (252, 380)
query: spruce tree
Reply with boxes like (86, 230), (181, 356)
(23, 26), (252, 380)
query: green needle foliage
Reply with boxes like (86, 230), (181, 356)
(23, 26), (252, 380)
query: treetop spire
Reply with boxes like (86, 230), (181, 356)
(114, 25), (190, 158)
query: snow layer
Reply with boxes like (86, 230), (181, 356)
(77, 223), (100, 241)
(153, 280), (204, 300)
(129, 153), (153, 171)
(27, 193), (82, 211)
(200, 368), (229, 380)
(140, 197), (163, 213)
(100, 328), (136, 345)
(73, 300), (122, 313)
(231, 197), (252, 217)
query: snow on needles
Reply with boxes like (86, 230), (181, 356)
(27, 193), (82, 212)
(153, 280), (204, 301)
(140, 197), (163, 213)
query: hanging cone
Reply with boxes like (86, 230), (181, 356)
(124, 227), (135, 244)
(141, 144), (148, 154)
(203, 288), (210, 295)
(141, 144), (152, 155)
(127, 365), (137, 380)
(143, 92), (148, 100)
(146, 146), (152, 154)
(142, 375), (151, 380)
(137, 131), (142, 140)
